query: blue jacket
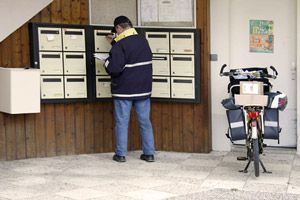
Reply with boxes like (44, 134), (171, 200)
(104, 29), (152, 100)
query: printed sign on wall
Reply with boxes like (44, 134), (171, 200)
(249, 20), (274, 53)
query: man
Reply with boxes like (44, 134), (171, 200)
(104, 16), (155, 162)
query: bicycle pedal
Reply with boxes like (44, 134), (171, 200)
(237, 156), (247, 161)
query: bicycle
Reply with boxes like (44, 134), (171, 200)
(219, 64), (287, 177)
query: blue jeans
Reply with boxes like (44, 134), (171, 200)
(113, 98), (155, 156)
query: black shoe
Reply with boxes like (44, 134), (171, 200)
(113, 154), (126, 162)
(140, 154), (155, 162)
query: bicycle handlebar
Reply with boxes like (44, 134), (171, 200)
(219, 64), (227, 75)
(219, 64), (277, 80)
(270, 66), (278, 76)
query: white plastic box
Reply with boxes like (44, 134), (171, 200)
(0, 67), (40, 114)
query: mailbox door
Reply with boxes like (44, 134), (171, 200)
(96, 76), (112, 98)
(171, 77), (195, 99)
(39, 52), (63, 75)
(64, 52), (86, 75)
(38, 27), (62, 51)
(152, 54), (170, 76)
(146, 32), (169, 54)
(64, 76), (87, 98)
(170, 32), (194, 54)
(62, 28), (86, 51)
(152, 77), (170, 98)
(41, 76), (64, 99)
(171, 55), (195, 76)
(94, 30), (112, 52)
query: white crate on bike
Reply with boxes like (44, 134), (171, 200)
(235, 94), (268, 106)
(240, 81), (264, 95)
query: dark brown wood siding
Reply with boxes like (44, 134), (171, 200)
(0, 0), (210, 160)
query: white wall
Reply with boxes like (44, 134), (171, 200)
(297, 0), (300, 154)
(0, 0), (53, 42)
(210, 0), (231, 151)
(211, 0), (298, 151)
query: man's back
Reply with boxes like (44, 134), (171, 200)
(105, 33), (153, 100)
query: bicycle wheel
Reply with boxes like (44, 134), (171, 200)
(253, 138), (260, 177)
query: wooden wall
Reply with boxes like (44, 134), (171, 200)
(0, 0), (210, 160)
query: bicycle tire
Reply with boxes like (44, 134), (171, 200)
(253, 138), (260, 177)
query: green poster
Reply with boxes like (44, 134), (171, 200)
(249, 20), (274, 53)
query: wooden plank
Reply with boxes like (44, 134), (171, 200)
(74, 103), (85, 154)
(29, 12), (41, 23)
(11, 29), (22, 67)
(5, 115), (16, 160)
(71, 0), (81, 24)
(151, 102), (162, 150)
(15, 115), (26, 159)
(162, 103), (172, 151)
(20, 24), (30, 67)
(80, 0), (89, 24)
(0, 113), (6, 160)
(172, 103), (183, 151)
(61, 0), (71, 24)
(25, 114), (37, 158)
(103, 102), (114, 152)
(35, 105), (46, 157)
(84, 103), (95, 153)
(40, 3), (51, 23)
(182, 105), (195, 152)
(50, 0), (62, 23)
(195, 0), (211, 153)
(65, 103), (76, 155)
(55, 104), (66, 156)
(94, 103), (104, 153)
(193, 104), (205, 152)
(45, 104), (56, 156)
(1, 33), (12, 67)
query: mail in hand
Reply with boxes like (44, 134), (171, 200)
(94, 53), (109, 61)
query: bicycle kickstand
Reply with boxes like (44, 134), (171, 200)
(259, 159), (272, 174)
(239, 159), (251, 173)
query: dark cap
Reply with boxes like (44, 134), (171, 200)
(113, 16), (132, 27)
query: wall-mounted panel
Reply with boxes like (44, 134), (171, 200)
(143, 28), (200, 103)
(30, 23), (90, 103)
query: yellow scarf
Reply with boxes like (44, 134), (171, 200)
(114, 28), (138, 42)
